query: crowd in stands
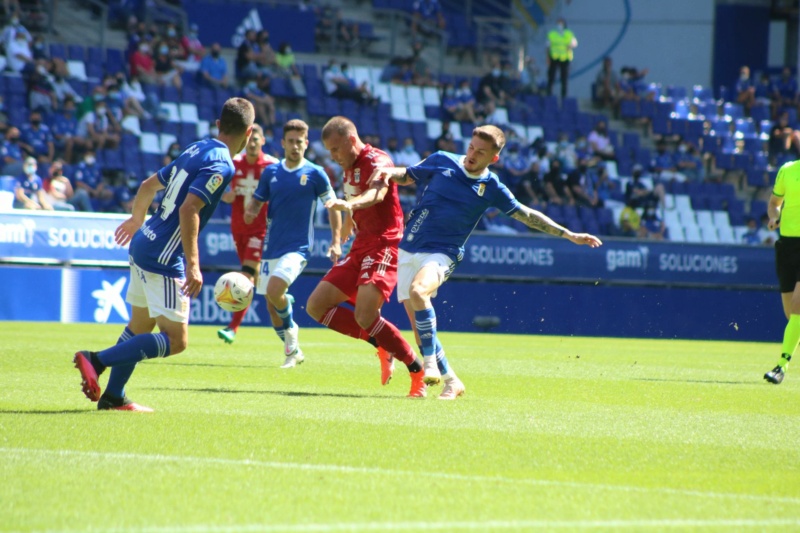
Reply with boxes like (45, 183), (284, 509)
(0, 0), (792, 247)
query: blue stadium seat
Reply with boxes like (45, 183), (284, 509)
(49, 43), (66, 60)
(105, 48), (126, 75)
(750, 199), (768, 220)
(0, 175), (16, 192)
(67, 44), (85, 62)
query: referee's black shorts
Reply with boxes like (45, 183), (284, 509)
(776, 236), (800, 292)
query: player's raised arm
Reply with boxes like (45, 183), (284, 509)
(115, 173), (163, 246)
(368, 166), (411, 186)
(511, 204), (602, 247)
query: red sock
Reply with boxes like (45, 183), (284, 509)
(366, 316), (415, 366)
(228, 308), (247, 332)
(320, 306), (371, 342)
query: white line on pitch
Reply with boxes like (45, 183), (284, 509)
(3, 446), (799, 507)
(29, 518), (800, 533)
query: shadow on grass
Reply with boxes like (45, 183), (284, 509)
(157, 362), (274, 369)
(145, 387), (393, 400)
(634, 378), (755, 385)
(0, 409), (92, 414)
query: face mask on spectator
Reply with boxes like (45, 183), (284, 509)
(167, 29), (177, 38)
(577, 140), (587, 149)
(140, 44), (150, 54)
(85, 155), (96, 165)
(159, 45), (169, 55)
(286, 47), (292, 54)
(96, 106), (107, 115)
(491, 69), (500, 77)
(94, 94), (105, 101)
(24, 164), (35, 175)
(31, 118), (41, 126)
(678, 144), (687, 153)
(10, 18), (19, 26)
(169, 148), (181, 158)
(557, 23), (564, 31)
(211, 49), (220, 58)
(264, 134), (273, 143)
(404, 144), (414, 153)
(740, 73), (748, 81)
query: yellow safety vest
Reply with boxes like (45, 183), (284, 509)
(773, 160), (800, 236)
(548, 29), (575, 62)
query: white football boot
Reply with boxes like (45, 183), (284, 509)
(422, 355), (441, 385)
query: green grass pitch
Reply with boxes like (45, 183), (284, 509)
(1, 322), (799, 532)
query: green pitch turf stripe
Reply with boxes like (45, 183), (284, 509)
(5, 447), (799, 505)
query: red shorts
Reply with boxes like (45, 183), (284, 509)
(321, 245), (398, 302)
(233, 232), (265, 265)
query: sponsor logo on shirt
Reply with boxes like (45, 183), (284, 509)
(354, 168), (361, 183)
(206, 174), (224, 194)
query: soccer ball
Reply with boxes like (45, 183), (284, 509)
(213, 272), (254, 312)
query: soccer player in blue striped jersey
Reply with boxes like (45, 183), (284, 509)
(244, 119), (342, 368)
(371, 125), (603, 399)
(72, 98), (255, 411)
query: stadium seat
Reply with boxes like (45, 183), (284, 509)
(683, 225), (702, 243)
(159, 133), (178, 154)
(712, 210), (731, 229)
(0, 175), (16, 192)
(717, 226), (736, 244)
(695, 210), (714, 228)
(196, 120), (209, 139)
(422, 87), (440, 107)
(160, 102), (181, 122)
(66, 60), (88, 81)
(179, 103), (199, 123)
(139, 132), (161, 154)
(700, 226), (719, 244)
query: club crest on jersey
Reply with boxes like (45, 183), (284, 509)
(206, 174), (224, 193)
(476, 183), (486, 196)
(300, 174), (308, 186)
(354, 168), (361, 183)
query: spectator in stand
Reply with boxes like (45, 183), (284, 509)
(13, 157), (52, 210)
(235, 30), (261, 83)
(741, 216), (763, 245)
(546, 17), (577, 99)
(477, 57), (510, 108)
(736, 65), (755, 114)
(77, 98), (121, 150)
(442, 82), (477, 123)
(77, 85), (105, 120)
(323, 60), (374, 104)
(394, 137), (422, 167)
(1, 13), (30, 50)
(52, 97), (88, 163)
(178, 23), (204, 72)
(275, 42), (307, 97)
(6, 29), (33, 74)
(49, 72), (81, 109)
(262, 126), (281, 158)
(543, 158), (573, 205)
(518, 56), (541, 95)
(618, 66), (650, 102)
(674, 140), (704, 182)
(651, 140), (686, 182)
(554, 132), (577, 171)
(435, 121), (457, 152)
(409, 41), (436, 87)
(754, 72), (776, 116)
(502, 143), (543, 208)
(336, 11), (361, 52)
(2, 126), (24, 175)
(254, 30), (277, 73)
(593, 163), (618, 208)
(625, 164), (665, 211)
(618, 199), (640, 238)
(162, 141), (182, 168)
(385, 137), (402, 162)
(199, 43), (229, 88)
(639, 207), (667, 240)
(242, 76), (276, 127)
(775, 66), (799, 113)
(113, 72), (152, 120)
(44, 159), (92, 212)
(567, 164), (599, 207)
(73, 149), (112, 210)
(129, 41), (157, 84)
(411, 0), (446, 40)
(587, 121), (616, 161)
(768, 110), (800, 166)
(595, 57), (621, 115)
(19, 110), (54, 164)
(27, 64), (57, 114)
(153, 42), (182, 89)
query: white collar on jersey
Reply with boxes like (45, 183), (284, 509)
(459, 155), (490, 180)
(281, 158), (307, 172)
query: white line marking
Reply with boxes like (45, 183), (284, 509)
(3, 446), (799, 508)
(29, 518), (800, 533)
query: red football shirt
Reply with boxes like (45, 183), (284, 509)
(230, 152), (278, 236)
(342, 144), (404, 250)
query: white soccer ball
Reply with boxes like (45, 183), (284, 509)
(213, 272), (254, 312)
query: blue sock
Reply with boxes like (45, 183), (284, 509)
(419, 339), (451, 375)
(274, 328), (286, 341)
(97, 332), (171, 367)
(414, 308), (437, 357)
(105, 328), (137, 398)
(276, 297), (294, 329)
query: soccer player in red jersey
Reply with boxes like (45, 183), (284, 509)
(217, 124), (279, 343)
(306, 116), (426, 397)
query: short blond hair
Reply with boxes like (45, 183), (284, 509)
(321, 116), (357, 141)
(472, 125), (506, 153)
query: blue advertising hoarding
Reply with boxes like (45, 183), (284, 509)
(0, 210), (777, 288)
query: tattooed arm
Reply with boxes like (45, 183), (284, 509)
(511, 205), (603, 247)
